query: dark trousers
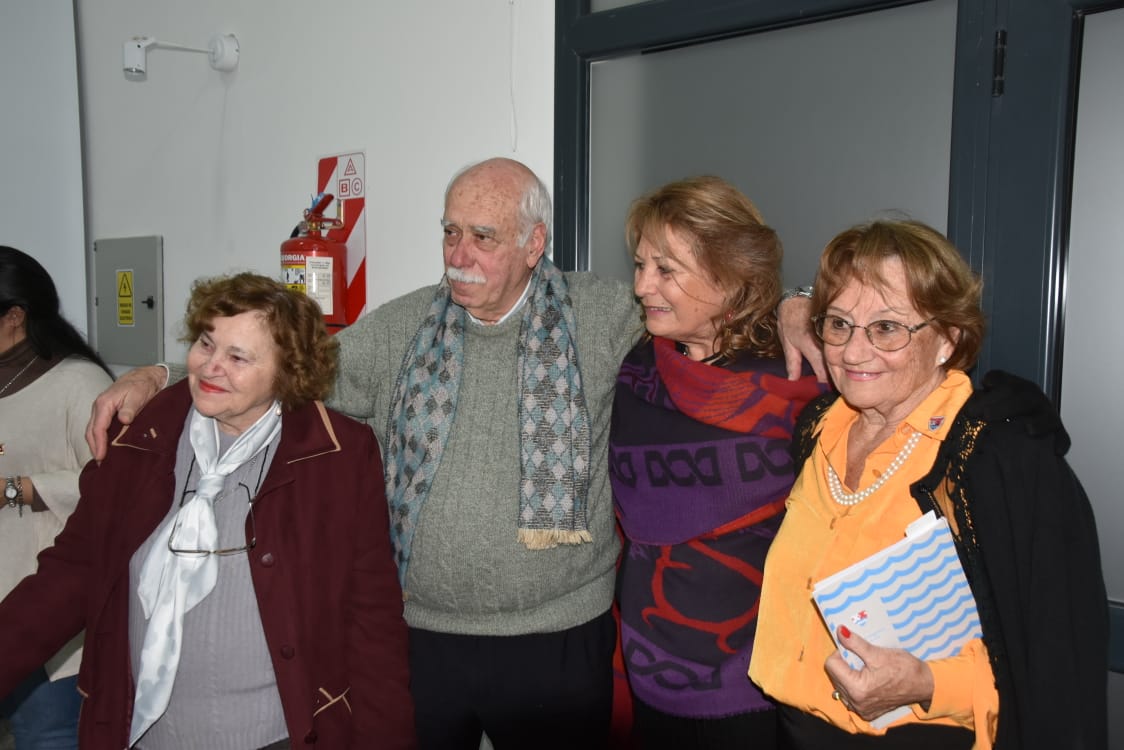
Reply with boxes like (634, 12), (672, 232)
(408, 609), (616, 750)
(632, 699), (777, 750)
(777, 704), (973, 750)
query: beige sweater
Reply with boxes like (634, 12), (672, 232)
(0, 357), (113, 679)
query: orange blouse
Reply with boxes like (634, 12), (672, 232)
(749, 370), (998, 747)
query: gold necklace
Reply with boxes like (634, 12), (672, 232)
(0, 355), (37, 398)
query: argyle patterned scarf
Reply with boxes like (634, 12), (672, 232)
(385, 258), (591, 584)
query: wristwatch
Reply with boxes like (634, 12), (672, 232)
(776, 286), (813, 316)
(779, 286), (814, 304)
(4, 476), (22, 508)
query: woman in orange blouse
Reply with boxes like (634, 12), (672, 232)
(749, 220), (1107, 749)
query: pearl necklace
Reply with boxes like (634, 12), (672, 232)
(0, 355), (37, 398)
(826, 429), (922, 506)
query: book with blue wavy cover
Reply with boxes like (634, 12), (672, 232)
(811, 511), (981, 728)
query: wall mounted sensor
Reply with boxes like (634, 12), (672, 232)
(207, 34), (239, 72)
(122, 37), (155, 79)
(122, 33), (239, 81)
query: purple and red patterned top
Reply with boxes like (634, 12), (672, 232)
(610, 336), (824, 719)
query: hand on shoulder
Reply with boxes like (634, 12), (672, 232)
(84, 365), (169, 461)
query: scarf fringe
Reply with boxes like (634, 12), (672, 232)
(518, 528), (593, 550)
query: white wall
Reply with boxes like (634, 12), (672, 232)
(74, 0), (554, 364)
(0, 2), (87, 332)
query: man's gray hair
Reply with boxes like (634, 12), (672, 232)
(446, 159), (553, 254)
(518, 170), (553, 252)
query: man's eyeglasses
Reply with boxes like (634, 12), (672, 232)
(813, 314), (936, 352)
(168, 481), (257, 557)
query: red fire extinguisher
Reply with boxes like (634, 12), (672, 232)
(281, 193), (348, 331)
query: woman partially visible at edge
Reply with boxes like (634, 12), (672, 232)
(0, 246), (114, 748)
(750, 220), (1107, 749)
(0, 272), (415, 749)
(609, 176), (825, 749)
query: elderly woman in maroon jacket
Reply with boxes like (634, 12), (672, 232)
(0, 273), (415, 749)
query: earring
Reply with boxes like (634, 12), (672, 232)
(724, 310), (734, 323)
(938, 355), (948, 365)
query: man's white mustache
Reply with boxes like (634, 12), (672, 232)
(446, 267), (486, 284)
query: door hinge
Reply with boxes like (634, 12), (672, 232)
(992, 29), (1007, 97)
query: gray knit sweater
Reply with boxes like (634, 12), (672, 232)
(330, 272), (641, 636)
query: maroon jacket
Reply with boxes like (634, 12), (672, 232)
(0, 381), (416, 748)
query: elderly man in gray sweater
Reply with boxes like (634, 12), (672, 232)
(87, 157), (820, 749)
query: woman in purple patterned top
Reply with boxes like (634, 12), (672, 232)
(609, 176), (824, 749)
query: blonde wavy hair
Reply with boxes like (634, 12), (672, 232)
(626, 175), (782, 359)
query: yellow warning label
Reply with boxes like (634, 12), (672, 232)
(117, 270), (135, 327)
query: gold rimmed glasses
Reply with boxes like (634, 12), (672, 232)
(167, 481), (257, 557)
(813, 314), (936, 352)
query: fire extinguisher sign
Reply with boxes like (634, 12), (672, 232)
(317, 151), (367, 324)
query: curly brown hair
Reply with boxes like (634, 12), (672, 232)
(812, 220), (985, 372)
(626, 176), (782, 359)
(180, 272), (339, 410)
